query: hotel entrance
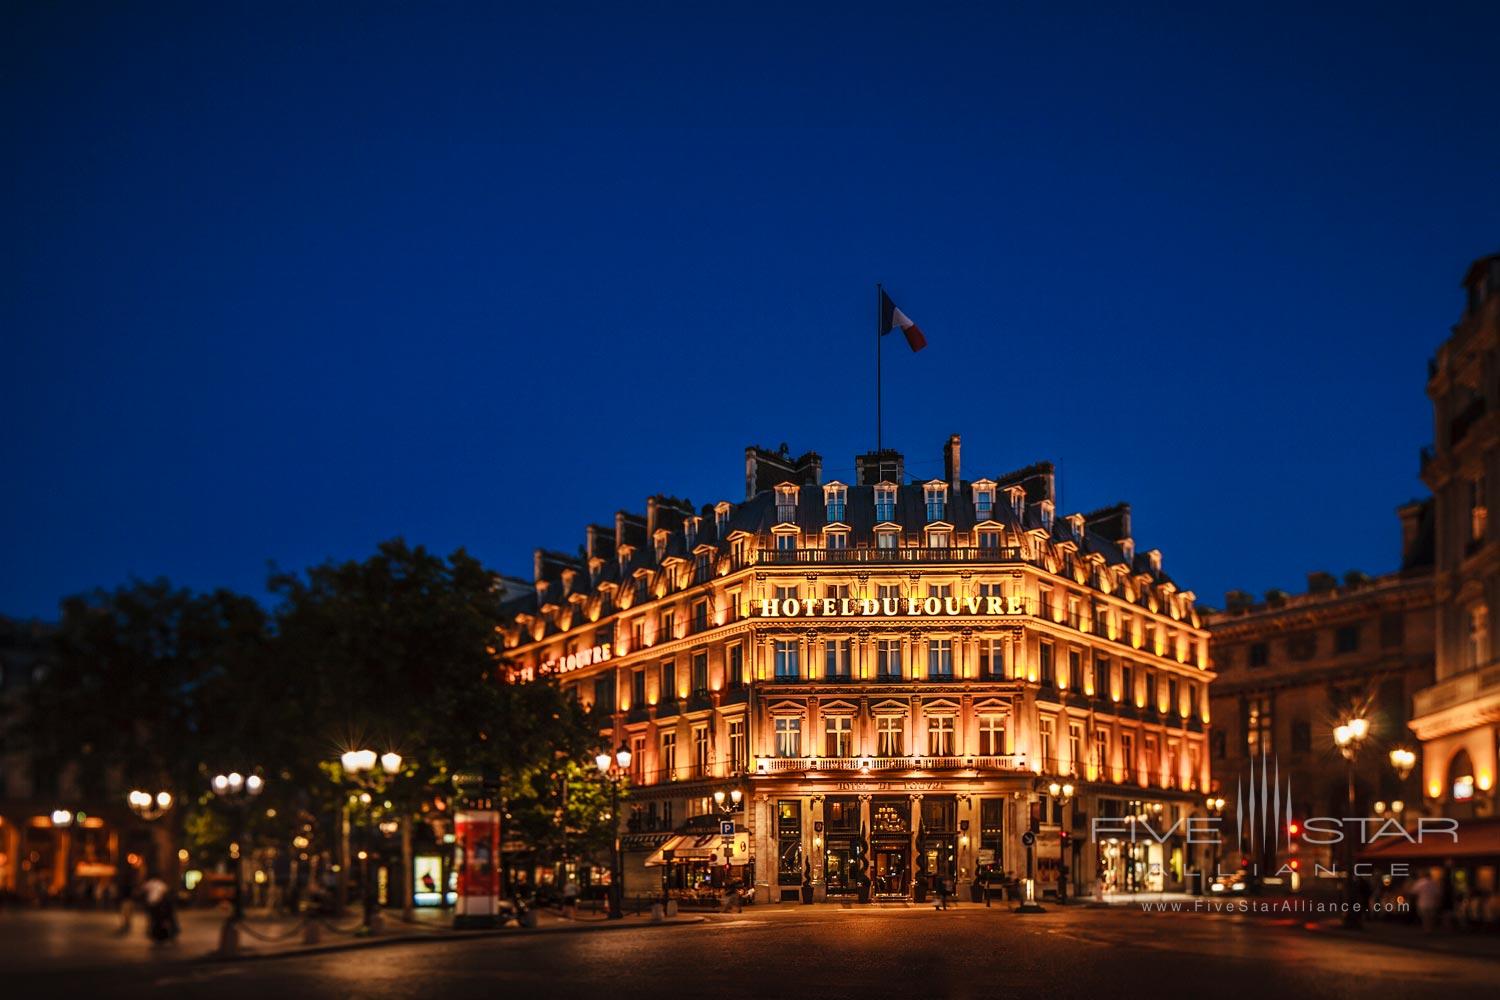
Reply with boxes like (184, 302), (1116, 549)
(873, 846), (909, 897)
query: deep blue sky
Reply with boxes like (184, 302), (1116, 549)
(3, 3), (1498, 620)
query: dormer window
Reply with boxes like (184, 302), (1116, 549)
(924, 482), (947, 522)
(684, 517), (698, 549)
(875, 527), (899, 550)
(974, 486), (994, 520)
(874, 484), (897, 522)
(775, 485), (799, 524)
(715, 503), (731, 534)
(826, 529), (849, 550)
(1007, 485), (1025, 517)
(824, 482), (847, 523)
(1038, 500), (1055, 530)
(654, 531), (669, 562)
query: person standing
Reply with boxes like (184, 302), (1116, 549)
(140, 872), (177, 944)
(1412, 872), (1442, 933)
(562, 876), (580, 919)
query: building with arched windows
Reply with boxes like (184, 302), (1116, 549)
(1411, 253), (1500, 817)
(498, 436), (1214, 904)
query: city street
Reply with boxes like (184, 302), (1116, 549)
(2, 903), (1495, 999)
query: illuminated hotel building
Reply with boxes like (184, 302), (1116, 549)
(499, 437), (1213, 902)
(1411, 253), (1500, 816)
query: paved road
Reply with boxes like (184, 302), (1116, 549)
(3, 904), (1494, 999)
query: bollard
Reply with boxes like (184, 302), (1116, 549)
(216, 919), (240, 958)
(649, 903), (664, 923)
(665, 899), (678, 918)
(302, 920), (322, 946)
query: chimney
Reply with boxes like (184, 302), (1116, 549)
(1307, 571), (1338, 595)
(855, 449), (905, 486)
(745, 444), (819, 498)
(585, 524), (615, 562)
(943, 435), (961, 492)
(1224, 589), (1255, 614)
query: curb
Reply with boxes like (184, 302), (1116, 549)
(194, 915), (708, 964)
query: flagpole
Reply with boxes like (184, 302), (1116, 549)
(876, 282), (883, 455)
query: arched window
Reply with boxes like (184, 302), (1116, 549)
(1447, 748), (1475, 801)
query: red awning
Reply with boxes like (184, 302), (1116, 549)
(1358, 817), (1500, 863)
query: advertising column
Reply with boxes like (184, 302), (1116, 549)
(453, 809), (501, 928)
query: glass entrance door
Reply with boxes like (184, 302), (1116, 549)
(873, 846), (909, 896)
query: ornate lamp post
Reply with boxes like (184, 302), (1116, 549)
(128, 789), (173, 822)
(210, 770), (265, 955)
(594, 743), (632, 919)
(340, 748), (403, 930)
(1333, 716), (1368, 928)
(1047, 782), (1074, 904)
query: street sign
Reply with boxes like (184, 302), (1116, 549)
(1021, 830), (1036, 847)
(720, 820), (735, 837)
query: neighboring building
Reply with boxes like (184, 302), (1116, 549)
(1205, 504), (1435, 878)
(498, 436), (1213, 904)
(1411, 252), (1500, 817)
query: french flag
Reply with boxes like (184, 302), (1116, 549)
(879, 290), (927, 352)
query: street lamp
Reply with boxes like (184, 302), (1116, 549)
(1204, 797), (1226, 894)
(1047, 782), (1075, 904)
(340, 747), (405, 930)
(128, 789), (174, 822)
(1332, 716), (1368, 928)
(210, 769), (264, 956)
(594, 743), (632, 919)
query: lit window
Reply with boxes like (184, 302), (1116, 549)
(824, 638), (852, 679)
(979, 715), (1007, 755)
(775, 717), (802, 757)
(927, 716), (955, 756)
(977, 529), (1001, 550)
(975, 487), (994, 519)
(875, 485), (897, 522)
(924, 483), (946, 522)
(927, 638), (953, 679)
(824, 716), (852, 757)
(775, 487), (798, 524)
(877, 639), (903, 679)
(876, 529), (899, 550)
(774, 640), (800, 680)
(827, 531), (848, 550)
(776, 532), (796, 552)
(877, 716), (903, 756)
(824, 483), (847, 523)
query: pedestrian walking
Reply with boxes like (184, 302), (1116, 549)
(1412, 872), (1442, 933)
(562, 876), (580, 919)
(934, 875), (950, 910)
(140, 873), (177, 945)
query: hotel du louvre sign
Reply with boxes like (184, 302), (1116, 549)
(757, 594), (1027, 619)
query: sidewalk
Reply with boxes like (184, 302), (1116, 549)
(0, 904), (703, 969)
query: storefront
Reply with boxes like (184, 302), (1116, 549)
(646, 818), (751, 904)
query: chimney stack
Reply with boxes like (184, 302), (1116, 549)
(943, 435), (961, 491)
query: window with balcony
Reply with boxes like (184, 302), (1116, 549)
(774, 640), (800, 681)
(926, 528), (951, 548)
(660, 610), (676, 641)
(827, 531), (848, 550)
(693, 724), (709, 777)
(877, 638), (903, 679)
(824, 483), (847, 523)
(1121, 732), (1135, 777)
(692, 650), (708, 694)
(1093, 657), (1109, 699)
(1093, 730), (1109, 777)
(977, 529), (1001, 549)
(776, 532), (796, 552)
(659, 731), (677, 780)
(659, 661), (677, 703)
(825, 584), (851, 600)
(876, 529), (899, 550)
(776, 486), (798, 524)
(928, 584), (953, 598)
(631, 735), (646, 783)
(975, 487), (994, 520)
(631, 668), (646, 708)
(775, 584), (798, 602)
(775, 717), (802, 757)
(684, 519), (697, 549)
(691, 599), (708, 633)
(1068, 723), (1083, 775)
(1038, 716), (1055, 770)
(1038, 642), (1054, 687)
(979, 714), (1006, 755)
(877, 583), (901, 601)
(924, 483), (946, 522)
(593, 674), (615, 714)
(927, 638), (954, 679)
(874, 485), (897, 522)
(877, 716), (903, 755)
(979, 637), (1003, 679)
(716, 505), (730, 534)
(728, 718), (747, 772)
(824, 716), (853, 757)
(1120, 662), (1134, 702)
(927, 716), (955, 756)
(728, 643), (744, 688)
(695, 551), (711, 580)
(825, 638), (852, 679)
